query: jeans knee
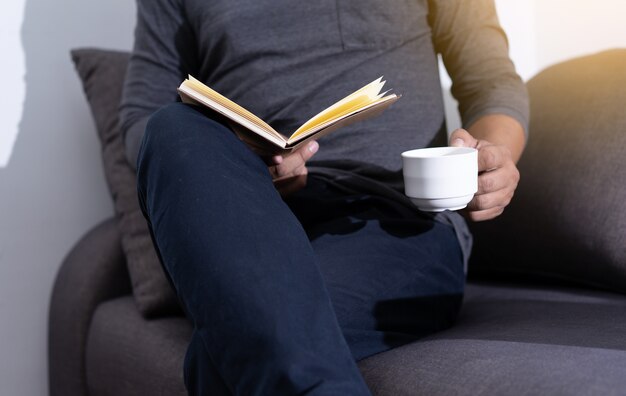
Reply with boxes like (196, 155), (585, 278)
(137, 103), (245, 172)
(136, 102), (270, 198)
(141, 103), (202, 158)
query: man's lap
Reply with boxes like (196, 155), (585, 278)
(287, 177), (465, 359)
(141, 102), (466, 360)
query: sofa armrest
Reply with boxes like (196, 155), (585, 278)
(48, 217), (132, 396)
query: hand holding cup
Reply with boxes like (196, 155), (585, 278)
(402, 146), (478, 212)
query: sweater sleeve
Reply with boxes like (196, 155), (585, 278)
(119, 0), (198, 168)
(428, 0), (529, 138)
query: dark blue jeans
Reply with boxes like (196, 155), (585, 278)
(137, 103), (465, 395)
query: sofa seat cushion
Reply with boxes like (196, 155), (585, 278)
(361, 339), (626, 396)
(85, 296), (191, 396)
(86, 282), (626, 395)
(360, 280), (626, 395)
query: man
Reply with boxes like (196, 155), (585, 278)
(121, 0), (527, 394)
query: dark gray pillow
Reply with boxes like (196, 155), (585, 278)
(71, 48), (181, 317)
(469, 49), (626, 292)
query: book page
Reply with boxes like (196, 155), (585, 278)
(178, 85), (288, 148)
(286, 93), (399, 144)
(177, 75), (399, 153)
(289, 77), (388, 140)
(181, 76), (287, 142)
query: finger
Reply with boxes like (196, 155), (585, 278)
(271, 156), (309, 180)
(273, 168), (306, 183)
(273, 159), (308, 179)
(276, 141), (318, 177)
(466, 206), (505, 222)
(291, 140), (319, 164)
(477, 166), (518, 195)
(477, 145), (506, 172)
(449, 129), (479, 148)
(467, 188), (514, 212)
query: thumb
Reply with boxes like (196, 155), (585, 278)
(298, 140), (319, 162)
(449, 129), (478, 148)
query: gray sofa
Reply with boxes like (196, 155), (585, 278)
(49, 49), (626, 395)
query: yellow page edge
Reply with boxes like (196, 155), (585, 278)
(286, 93), (399, 145)
(178, 85), (287, 148)
(291, 77), (386, 138)
(184, 76), (286, 141)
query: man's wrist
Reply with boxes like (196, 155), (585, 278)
(467, 114), (526, 163)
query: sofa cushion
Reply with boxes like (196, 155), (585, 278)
(359, 280), (626, 395)
(469, 49), (626, 293)
(71, 48), (181, 317)
(86, 297), (190, 396)
(361, 339), (626, 395)
(86, 281), (626, 395)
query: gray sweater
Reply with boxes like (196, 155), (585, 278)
(120, 0), (528, 172)
(120, 0), (529, 265)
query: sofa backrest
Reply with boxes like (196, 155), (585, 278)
(469, 49), (626, 293)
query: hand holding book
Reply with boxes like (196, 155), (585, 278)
(177, 76), (400, 155)
(269, 140), (319, 197)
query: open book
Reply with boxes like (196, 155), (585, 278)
(177, 76), (400, 154)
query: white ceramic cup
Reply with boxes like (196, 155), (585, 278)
(401, 147), (478, 212)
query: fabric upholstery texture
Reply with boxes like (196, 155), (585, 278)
(71, 48), (180, 316)
(86, 297), (191, 396)
(361, 340), (626, 396)
(359, 280), (626, 395)
(49, 218), (131, 396)
(85, 282), (626, 395)
(469, 49), (626, 292)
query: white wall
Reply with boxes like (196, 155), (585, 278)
(0, 2), (26, 167)
(0, 1), (625, 395)
(0, 0), (135, 395)
(533, 0), (626, 71)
